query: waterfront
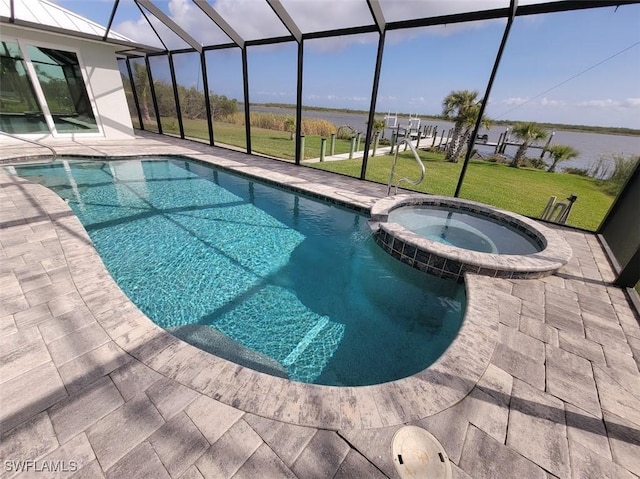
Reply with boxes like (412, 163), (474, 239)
(251, 105), (640, 173)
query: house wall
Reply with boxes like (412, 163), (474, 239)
(0, 24), (134, 140)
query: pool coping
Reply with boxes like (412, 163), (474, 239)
(370, 194), (574, 282)
(2, 154), (501, 430)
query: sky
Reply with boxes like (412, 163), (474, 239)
(47, 0), (640, 129)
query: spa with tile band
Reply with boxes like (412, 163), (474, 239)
(370, 194), (574, 281)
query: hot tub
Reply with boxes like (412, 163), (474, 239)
(370, 194), (573, 281)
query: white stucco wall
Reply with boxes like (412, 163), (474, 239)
(0, 24), (135, 140)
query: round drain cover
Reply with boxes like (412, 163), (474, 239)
(391, 426), (452, 479)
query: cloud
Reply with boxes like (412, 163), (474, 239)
(115, 0), (374, 49)
(112, 0), (377, 50)
(576, 99), (617, 108)
(256, 91), (292, 97)
(576, 98), (640, 109)
(114, 0), (232, 48)
(381, 0), (507, 23)
(279, 0), (373, 34)
(113, 16), (164, 48)
(503, 97), (529, 106)
(210, 0), (289, 40)
(304, 94), (368, 103)
(540, 97), (566, 107)
(622, 98), (640, 108)
(500, 96), (640, 114)
(111, 0), (510, 51)
(112, 3), (190, 49)
(383, 0), (507, 42)
(305, 33), (378, 53)
(166, 0), (230, 45)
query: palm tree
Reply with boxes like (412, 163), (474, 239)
(366, 117), (386, 140)
(442, 90), (486, 162)
(545, 144), (579, 172)
(510, 122), (548, 167)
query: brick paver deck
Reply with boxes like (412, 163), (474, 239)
(1, 132), (638, 478)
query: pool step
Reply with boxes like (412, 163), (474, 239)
(367, 219), (381, 233)
(283, 316), (329, 367)
(168, 324), (289, 379)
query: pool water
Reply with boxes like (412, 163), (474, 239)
(388, 206), (542, 255)
(14, 157), (465, 386)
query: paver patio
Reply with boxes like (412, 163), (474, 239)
(1, 132), (638, 478)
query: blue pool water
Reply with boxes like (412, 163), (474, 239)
(389, 206), (541, 255)
(14, 157), (465, 386)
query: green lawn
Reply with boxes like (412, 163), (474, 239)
(158, 117), (355, 161)
(148, 118), (614, 231)
(311, 150), (615, 231)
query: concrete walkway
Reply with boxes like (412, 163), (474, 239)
(302, 135), (446, 163)
(1, 132), (639, 478)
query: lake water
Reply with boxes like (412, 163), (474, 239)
(251, 105), (640, 174)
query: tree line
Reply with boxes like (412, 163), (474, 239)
(125, 63), (238, 123)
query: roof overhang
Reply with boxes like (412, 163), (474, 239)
(0, 16), (165, 55)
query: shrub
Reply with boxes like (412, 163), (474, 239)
(217, 111), (245, 124)
(163, 119), (178, 131)
(250, 112), (283, 130)
(215, 111), (338, 138)
(520, 157), (547, 170)
(563, 167), (591, 177)
(486, 154), (510, 165)
(301, 118), (336, 137)
(210, 94), (238, 120)
(597, 155), (639, 196)
(284, 117), (295, 140)
(585, 157), (612, 179)
(336, 126), (357, 140)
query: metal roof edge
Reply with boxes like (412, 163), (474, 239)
(0, 17), (165, 54)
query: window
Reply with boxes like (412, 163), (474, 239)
(27, 45), (99, 133)
(0, 40), (48, 133)
(0, 39), (99, 135)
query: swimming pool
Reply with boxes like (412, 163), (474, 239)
(14, 157), (465, 386)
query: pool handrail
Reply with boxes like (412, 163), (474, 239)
(0, 130), (57, 164)
(387, 138), (425, 195)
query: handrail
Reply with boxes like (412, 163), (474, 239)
(387, 138), (426, 195)
(0, 130), (57, 164)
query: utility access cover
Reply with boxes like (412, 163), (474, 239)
(392, 426), (452, 479)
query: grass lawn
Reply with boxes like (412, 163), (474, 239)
(150, 118), (615, 231)
(310, 150), (615, 231)
(159, 117), (356, 161)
